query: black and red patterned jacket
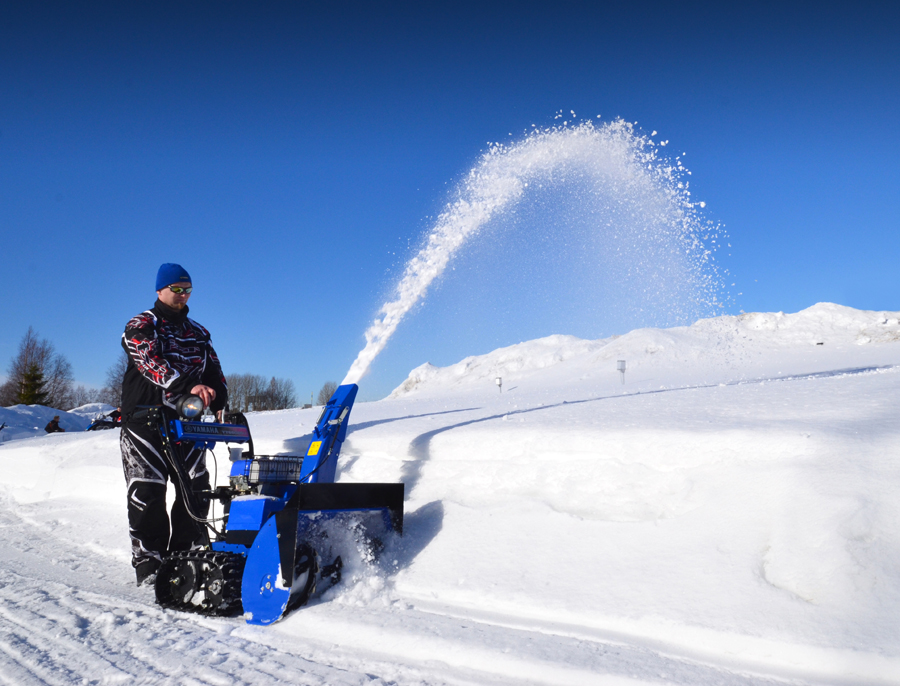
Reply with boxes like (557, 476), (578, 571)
(120, 300), (228, 419)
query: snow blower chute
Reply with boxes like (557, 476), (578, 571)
(134, 383), (403, 625)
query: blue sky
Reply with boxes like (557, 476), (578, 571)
(1, 1), (898, 401)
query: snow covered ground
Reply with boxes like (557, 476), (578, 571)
(0, 403), (112, 442)
(1, 303), (898, 685)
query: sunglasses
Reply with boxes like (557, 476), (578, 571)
(167, 286), (193, 294)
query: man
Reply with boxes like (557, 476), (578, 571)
(45, 416), (65, 433)
(119, 263), (228, 586)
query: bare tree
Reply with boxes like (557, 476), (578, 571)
(0, 327), (74, 408)
(226, 373), (262, 412)
(225, 373), (296, 412)
(70, 385), (105, 408)
(317, 381), (338, 406)
(265, 376), (296, 410)
(99, 351), (129, 407)
(44, 355), (74, 409)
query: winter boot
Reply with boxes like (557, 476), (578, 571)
(135, 558), (161, 587)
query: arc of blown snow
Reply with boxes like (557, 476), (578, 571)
(343, 173), (524, 384)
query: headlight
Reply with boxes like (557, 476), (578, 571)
(177, 395), (205, 419)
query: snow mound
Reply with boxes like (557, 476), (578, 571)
(390, 303), (900, 397)
(700, 302), (900, 344)
(0, 404), (93, 442)
(68, 402), (117, 419)
(389, 334), (605, 397)
(2, 304), (900, 684)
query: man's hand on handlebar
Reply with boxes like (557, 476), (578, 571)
(190, 384), (216, 408)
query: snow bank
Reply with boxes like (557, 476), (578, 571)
(1, 304), (899, 685)
(389, 334), (606, 397)
(389, 302), (900, 397)
(0, 404), (95, 442)
(68, 402), (117, 419)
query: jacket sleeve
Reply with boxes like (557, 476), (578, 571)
(202, 340), (228, 413)
(121, 313), (193, 396)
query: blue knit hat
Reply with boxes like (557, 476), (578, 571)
(156, 263), (192, 291)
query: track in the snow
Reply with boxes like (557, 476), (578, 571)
(0, 502), (825, 686)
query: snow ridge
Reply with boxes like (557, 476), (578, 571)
(2, 304), (900, 685)
(389, 302), (900, 396)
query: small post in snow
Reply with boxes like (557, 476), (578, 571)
(617, 360), (626, 384)
(495, 377), (502, 393)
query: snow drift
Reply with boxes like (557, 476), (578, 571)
(0, 403), (112, 442)
(1, 303), (899, 685)
(389, 302), (900, 396)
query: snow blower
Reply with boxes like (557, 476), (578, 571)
(133, 383), (403, 625)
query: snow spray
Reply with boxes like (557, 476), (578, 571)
(343, 117), (725, 384)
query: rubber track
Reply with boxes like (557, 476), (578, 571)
(155, 550), (245, 617)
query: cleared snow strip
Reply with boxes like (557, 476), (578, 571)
(269, 606), (691, 686)
(404, 593), (900, 686)
(0, 505), (411, 686)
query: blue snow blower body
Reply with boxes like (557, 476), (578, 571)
(147, 383), (404, 625)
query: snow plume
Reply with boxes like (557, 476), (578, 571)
(343, 118), (725, 384)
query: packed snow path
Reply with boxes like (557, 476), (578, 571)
(0, 497), (810, 686)
(2, 305), (899, 685)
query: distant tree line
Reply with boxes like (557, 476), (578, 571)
(317, 381), (338, 406)
(225, 374), (296, 412)
(1, 327), (305, 414)
(0, 327), (122, 409)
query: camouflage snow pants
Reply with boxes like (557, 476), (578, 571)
(119, 421), (210, 569)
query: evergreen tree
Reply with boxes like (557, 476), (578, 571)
(0, 327), (73, 408)
(17, 363), (49, 405)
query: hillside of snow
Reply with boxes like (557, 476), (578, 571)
(390, 302), (900, 396)
(1, 303), (899, 685)
(0, 403), (112, 442)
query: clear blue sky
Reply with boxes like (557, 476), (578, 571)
(1, 1), (898, 401)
